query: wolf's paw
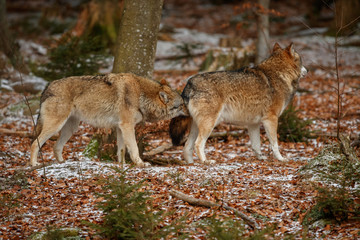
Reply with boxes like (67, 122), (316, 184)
(30, 161), (41, 167)
(276, 156), (288, 162)
(204, 160), (216, 165)
(257, 155), (267, 160)
(136, 161), (151, 168)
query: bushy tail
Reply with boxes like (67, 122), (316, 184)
(169, 116), (192, 145)
(31, 114), (43, 144)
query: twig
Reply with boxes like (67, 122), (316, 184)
(17, 161), (55, 172)
(169, 189), (259, 229)
(0, 128), (32, 137)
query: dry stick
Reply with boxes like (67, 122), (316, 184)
(169, 189), (259, 230)
(18, 69), (46, 176)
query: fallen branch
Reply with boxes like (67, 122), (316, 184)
(0, 128), (32, 137)
(169, 189), (259, 230)
(143, 143), (173, 156)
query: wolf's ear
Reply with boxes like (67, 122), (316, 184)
(159, 91), (169, 104)
(286, 43), (295, 56)
(160, 79), (168, 86)
(273, 42), (282, 52)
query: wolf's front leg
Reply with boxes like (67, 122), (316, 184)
(248, 124), (267, 160)
(116, 127), (126, 167)
(119, 123), (150, 167)
(263, 118), (287, 161)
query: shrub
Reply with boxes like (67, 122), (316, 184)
(302, 136), (360, 225)
(31, 36), (108, 81)
(278, 102), (313, 142)
(88, 167), (187, 239)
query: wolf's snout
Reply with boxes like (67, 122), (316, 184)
(301, 66), (308, 77)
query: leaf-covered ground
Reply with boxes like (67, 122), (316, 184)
(1, 1), (360, 239)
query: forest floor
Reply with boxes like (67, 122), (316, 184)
(1, 1), (360, 239)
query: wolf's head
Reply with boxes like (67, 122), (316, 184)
(259, 43), (307, 94)
(141, 81), (188, 122)
(271, 42), (307, 79)
(158, 84), (188, 118)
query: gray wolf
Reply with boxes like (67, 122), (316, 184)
(30, 73), (187, 167)
(169, 43), (307, 164)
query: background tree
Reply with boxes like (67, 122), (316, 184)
(112, 0), (164, 78)
(255, 0), (270, 64)
(87, 0), (164, 161)
(0, 0), (27, 73)
(334, 0), (360, 36)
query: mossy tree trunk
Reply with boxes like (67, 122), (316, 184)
(112, 0), (164, 78)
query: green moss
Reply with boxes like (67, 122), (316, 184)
(301, 137), (360, 225)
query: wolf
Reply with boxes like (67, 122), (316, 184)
(169, 43), (307, 164)
(30, 73), (187, 167)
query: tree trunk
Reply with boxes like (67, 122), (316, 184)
(255, 0), (270, 64)
(112, 0), (164, 78)
(0, 0), (28, 73)
(87, 0), (164, 162)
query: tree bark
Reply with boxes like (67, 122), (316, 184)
(94, 0), (164, 162)
(112, 0), (164, 78)
(255, 0), (270, 64)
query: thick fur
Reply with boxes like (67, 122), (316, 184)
(170, 43), (307, 164)
(30, 73), (187, 167)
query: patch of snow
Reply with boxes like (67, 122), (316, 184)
(172, 28), (225, 46)
(9, 72), (48, 93)
(18, 39), (47, 62)
(36, 158), (118, 179)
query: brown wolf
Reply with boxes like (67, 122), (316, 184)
(30, 73), (187, 167)
(169, 43), (307, 164)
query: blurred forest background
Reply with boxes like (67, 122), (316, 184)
(0, 0), (359, 239)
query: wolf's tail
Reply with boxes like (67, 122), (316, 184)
(31, 114), (43, 144)
(169, 116), (192, 146)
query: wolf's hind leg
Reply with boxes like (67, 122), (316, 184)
(263, 117), (286, 161)
(184, 121), (198, 164)
(30, 114), (69, 166)
(119, 122), (149, 167)
(248, 124), (266, 160)
(116, 127), (126, 166)
(54, 116), (80, 163)
(195, 119), (216, 164)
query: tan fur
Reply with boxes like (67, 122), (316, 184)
(30, 73), (187, 167)
(169, 43), (307, 164)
